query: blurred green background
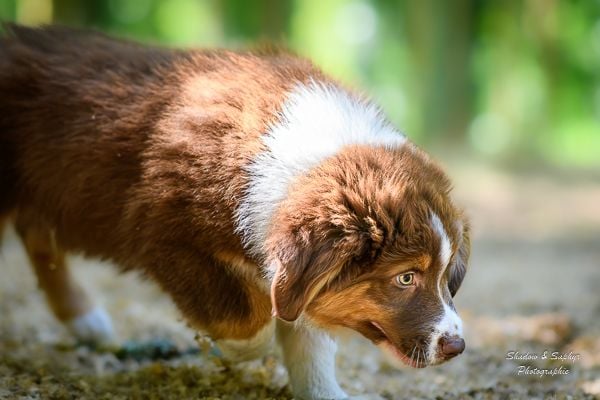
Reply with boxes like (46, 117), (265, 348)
(1, 0), (599, 170)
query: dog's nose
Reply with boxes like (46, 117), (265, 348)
(439, 336), (465, 359)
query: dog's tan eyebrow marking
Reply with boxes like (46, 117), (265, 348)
(391, 263), (426, 275)
(377, 254), (431, 276)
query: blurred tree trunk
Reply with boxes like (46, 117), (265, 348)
(402, 0), (476, 144)
(220, 0), (292, 42)
(52, 0), (108, 26)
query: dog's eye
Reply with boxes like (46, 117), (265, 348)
(395, 273), (414, 287)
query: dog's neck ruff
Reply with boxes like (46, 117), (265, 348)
(235, 79), (407, 260)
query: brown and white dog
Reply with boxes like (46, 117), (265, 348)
(0, 25), (470, 399)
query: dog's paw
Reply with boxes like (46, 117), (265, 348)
(292, 387), (348, 400)
(65, 306), (115, 346)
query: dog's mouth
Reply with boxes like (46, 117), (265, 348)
(369, 321), (428, 368)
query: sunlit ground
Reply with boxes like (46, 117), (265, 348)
(1, 157), (599, 399)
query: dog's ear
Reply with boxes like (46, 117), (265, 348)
(269, 213), (384, 322)
(448, 219), (470, 297)
(270, 237), (342, 322)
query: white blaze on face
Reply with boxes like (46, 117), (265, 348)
(428, 212), (463, 364)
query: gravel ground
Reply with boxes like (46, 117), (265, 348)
(1, 160), (599, 399)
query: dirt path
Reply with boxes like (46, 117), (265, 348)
(1, 161), (599, 399)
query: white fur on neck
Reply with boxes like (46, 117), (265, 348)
(235, 79), (406, 266)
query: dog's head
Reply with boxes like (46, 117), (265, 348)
(266, 144), (470, 367)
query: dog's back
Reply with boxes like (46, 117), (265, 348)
(0, 24), (315, 258)
(0, 25), (172, 214)
(0, 25), (190, 253)
(0, 25), (21, 216)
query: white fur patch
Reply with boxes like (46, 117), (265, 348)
(216, 321), (275, 362)
(276, 319), (347, 399)
(431, 212), (451, 268)
(66, 306), (115, 345)
(235, 80), (406, 263)
(428, 212), (463, 364)
(427, 303), (463, 364)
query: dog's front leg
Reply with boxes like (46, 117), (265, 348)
(276, 320), (347, 400)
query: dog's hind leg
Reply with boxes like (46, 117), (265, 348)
(15, 213), (114, 345)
